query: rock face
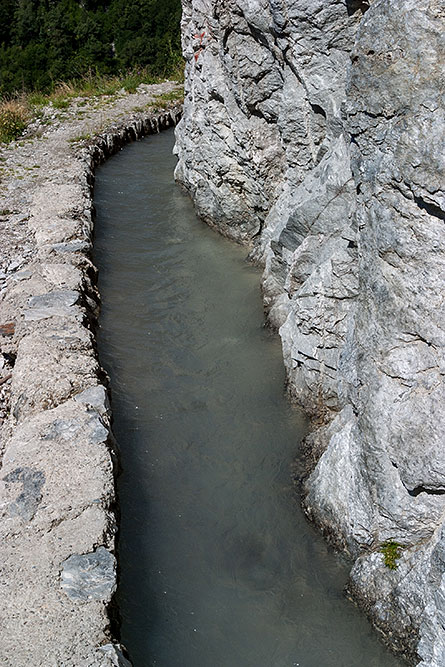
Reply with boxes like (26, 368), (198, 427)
(175, 0), (445, 663)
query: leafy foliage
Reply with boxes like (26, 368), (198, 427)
(0, 0), (182, 95)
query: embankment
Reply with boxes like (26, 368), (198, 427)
(0, 82), (181, 666)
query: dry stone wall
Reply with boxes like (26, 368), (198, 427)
(0, 84), (181, 666)
(174, 0), (445, 664)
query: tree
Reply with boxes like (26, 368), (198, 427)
(0, 0), (182, 95)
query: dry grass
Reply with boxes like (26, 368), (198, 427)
(0, 99), (29, 143)
(0, 63), (184, 144)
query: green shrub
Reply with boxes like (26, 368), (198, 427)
(28, 92), (47, 107)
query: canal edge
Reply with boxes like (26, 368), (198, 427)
(0, 88), (181, 666)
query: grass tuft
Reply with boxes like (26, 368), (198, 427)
(380, 541), (403, 570)
(153, 88), (184, 109)
(0, 100), (29, 143)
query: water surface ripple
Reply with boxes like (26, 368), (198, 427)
(93, 129), (401, 667)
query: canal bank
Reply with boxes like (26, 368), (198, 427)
(0, 78), (406, 666)
(0, 82), (181, 666)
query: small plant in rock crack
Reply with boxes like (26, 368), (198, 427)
(380, 541), (403, 570)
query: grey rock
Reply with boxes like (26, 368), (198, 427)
(74, 385), (111, 416)
(60, 547), (116, 602)
(3, 467), (45, 522)
(88, 415), (109, 445)
(176, 0), (445, 663)
(98, 644), (133, 667)
(24, 289), (79, 321)
(12, 269), (32, 281)
(43, 414), (109, 445)
(52, 240), (91, 254)
(8, 257), (24, 272)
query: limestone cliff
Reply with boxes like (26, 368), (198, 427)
(174, 0), (445, 663)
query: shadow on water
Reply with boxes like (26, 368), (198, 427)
(93, 129), (402, 667)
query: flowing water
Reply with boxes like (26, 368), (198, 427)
(93, 129), (402, 667)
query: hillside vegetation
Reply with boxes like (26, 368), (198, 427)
(0, 0), (182, 95)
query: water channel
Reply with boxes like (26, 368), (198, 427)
(93, 129), (401, 667)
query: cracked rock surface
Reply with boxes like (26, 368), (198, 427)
(0, 82), (182, 665)
(175, 0), (445, 663)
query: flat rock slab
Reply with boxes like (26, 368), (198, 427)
(24, 289), (79, 320)
(52, 239), (91, 254)
(74, 384), (111, 416)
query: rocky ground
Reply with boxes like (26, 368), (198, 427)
(0, 82), (181, 666)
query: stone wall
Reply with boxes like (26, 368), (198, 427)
(174, 0), (445, 663)
(0, 86), (181, 666)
